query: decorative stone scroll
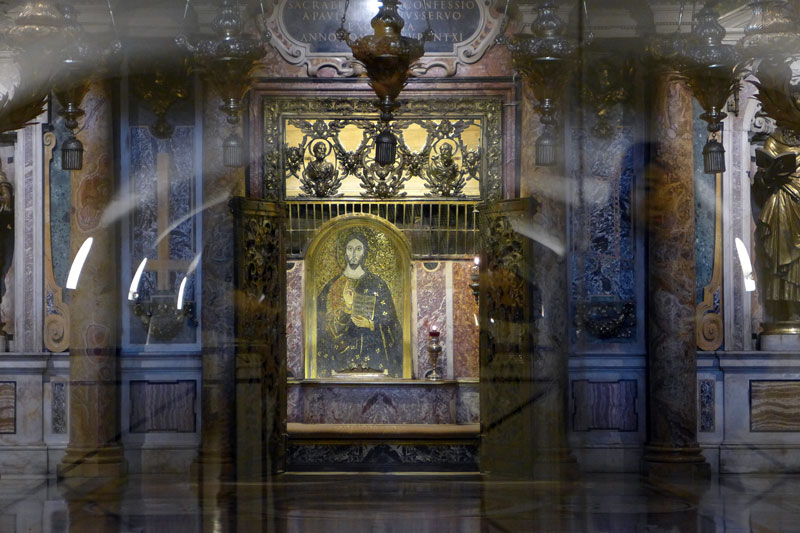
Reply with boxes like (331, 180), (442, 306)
(266, 0), (503, 76)
(43, 131), (70, 352)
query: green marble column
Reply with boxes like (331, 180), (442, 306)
(57, 80), (125, 479)
(643, 73), (710, 480)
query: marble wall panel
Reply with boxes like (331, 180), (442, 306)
(415, 262), (447, 378)
(0, 382), (14, 433)
(287, 262), (304, 379)
(51, 382), (66, 434)
(699, 379), (715, 433)
(129, 380), (196, 433)
(452, 262), (479, 378)
(456, 383), (480, 424)
(288, 383), (301, 422)
(572, 380), (637, 432)
(299, 384), (457, 424)
(751, 381), (800, 432)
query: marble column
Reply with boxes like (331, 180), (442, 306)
(57, 80), (125, 479)
(643, 73), (710, 479)
(193, 86), (242, 484)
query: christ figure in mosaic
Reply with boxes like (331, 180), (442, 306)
(316, 231), (402, 377)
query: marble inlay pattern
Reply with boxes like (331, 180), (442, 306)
(286, 262), (304, 379)
(751, 381), (800, 432)
(22, 127), (34, 350)
(568, 106), (638, 345)
(51, 382), (66, 434)
(298, 384), (457, 424)
(452, 262), (479, 377)
(572, 380), (637, 432)
(130, 381), (196, 433)
(415, 262), (447, 378)
(287, 443), (478, 471)
(457, 383), (479, 424)
(287, 384), (301, 422)
(0, 381), (14, 433)
(131, 127), (159, 263)
(699, 379), (715, 433)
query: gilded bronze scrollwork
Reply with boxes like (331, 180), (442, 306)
(269, 103), (492, 199)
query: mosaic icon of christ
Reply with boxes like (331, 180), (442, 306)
(315, 231), (402, 377)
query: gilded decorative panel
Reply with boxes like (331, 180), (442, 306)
(262, 96), (503, 202)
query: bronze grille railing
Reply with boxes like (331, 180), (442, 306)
(285, 200), (479, 259)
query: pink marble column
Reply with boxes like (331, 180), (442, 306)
(643, 73), (710, 479)
(58, 81), (125, 478)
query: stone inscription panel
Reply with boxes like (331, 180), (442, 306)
(281, 0), (482, 54)
(572, 380), (637, 432)
(751, 381), (800, 432)
(0, 381), (14, 433)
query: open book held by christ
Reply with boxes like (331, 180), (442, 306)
(352, 291), (376, 320)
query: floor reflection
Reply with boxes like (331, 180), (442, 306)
(2, 473), (800, 531)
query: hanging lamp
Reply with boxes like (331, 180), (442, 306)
(336, 0), (432, 166)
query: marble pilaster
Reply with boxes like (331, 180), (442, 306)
(286, 261), (304, 379)
(415, 262), (447, 378)
(643, 73), (709, 479)
(58, 81), (125, 479)
(452, 261), (479, 378)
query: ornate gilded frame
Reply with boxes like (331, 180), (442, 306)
(304, 214), (412, 379)
(258, 92), (505, 202)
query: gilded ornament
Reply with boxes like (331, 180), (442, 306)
(300, 141), (343, 197)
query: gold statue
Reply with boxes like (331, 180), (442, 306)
(752, 128), (800, 330)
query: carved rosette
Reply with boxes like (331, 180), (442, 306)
(230, 197), (286, 475)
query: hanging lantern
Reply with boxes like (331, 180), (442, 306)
(337, 0), (432, 167)
(500, 1), (578, 167)
(176, 0), (266, 168)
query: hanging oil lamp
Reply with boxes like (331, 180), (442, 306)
(177, 0), (266, 167)
(337, 0), (432, 166)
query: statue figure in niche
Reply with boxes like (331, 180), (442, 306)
(752, 129), (800, 328)
(316, 231), (402, 377)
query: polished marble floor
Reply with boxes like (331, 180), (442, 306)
(1, 472), (800, 532)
